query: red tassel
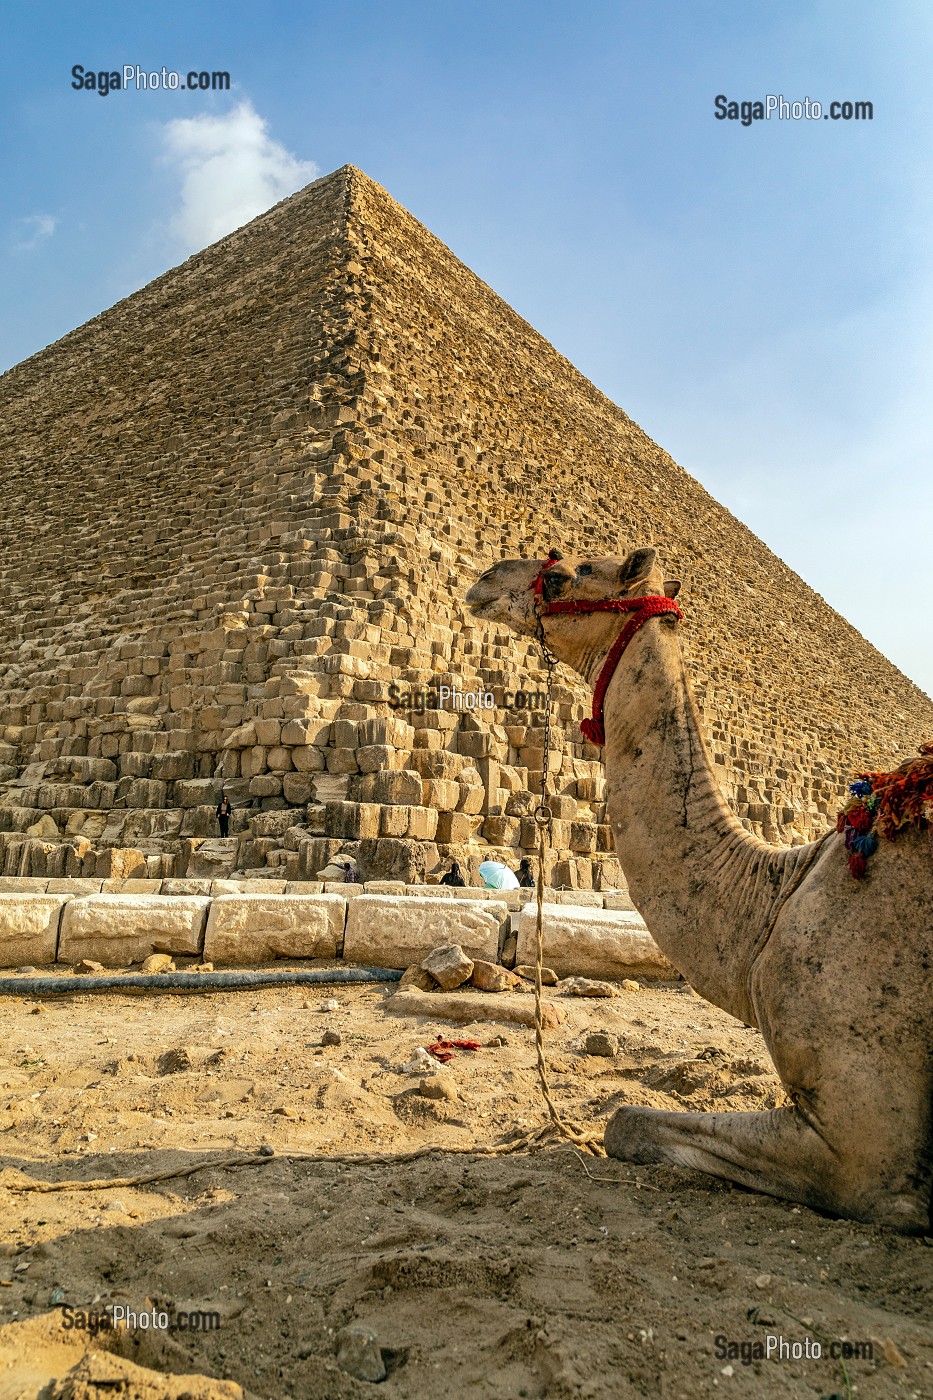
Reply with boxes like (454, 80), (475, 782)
(849, 852), (867, 879)
(580, 717), (605, 747)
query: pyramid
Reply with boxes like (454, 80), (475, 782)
(0, 165), (930, 887)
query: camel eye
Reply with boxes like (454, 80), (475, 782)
(577, 564), (592, 576)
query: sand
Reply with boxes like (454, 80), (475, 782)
(0, 968), (930, 1398)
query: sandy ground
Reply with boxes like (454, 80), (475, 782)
(0, 967), (930, 1399)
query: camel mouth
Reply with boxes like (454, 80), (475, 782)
(464, 576), (500, 615)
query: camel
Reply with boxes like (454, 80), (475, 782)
(466, 547), (933, 1233)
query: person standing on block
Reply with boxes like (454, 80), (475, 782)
(216, 793), (232, 838)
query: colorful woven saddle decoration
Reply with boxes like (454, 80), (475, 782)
(836, 741), (933, 880)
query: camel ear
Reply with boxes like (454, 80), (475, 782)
(663, 578), (681, 598)
(617, 548), (657, 589)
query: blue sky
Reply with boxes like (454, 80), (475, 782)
(3, 1), (931, 696)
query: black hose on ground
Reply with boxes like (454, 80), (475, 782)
(0, 967), (403, 996)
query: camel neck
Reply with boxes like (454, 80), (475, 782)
(599, 622), (797, 1025)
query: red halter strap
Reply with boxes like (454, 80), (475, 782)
(530, 549), (564, 598)
(540, 594), (683, 746)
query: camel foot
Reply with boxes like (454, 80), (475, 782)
(605, 1104), (931, 1233)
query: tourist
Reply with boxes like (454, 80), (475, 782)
(516, 857), (535, 888)
(440, 861), (466, 886)
(478, 860), (519, 890)
(216, 793), (232, 837)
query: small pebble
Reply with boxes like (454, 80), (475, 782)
(322, 1029), (342, 1047)
(583, 1031), (617, 1058)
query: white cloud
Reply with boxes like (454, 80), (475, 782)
(161, 101), (318, 252)
(13, 214), (56, 251)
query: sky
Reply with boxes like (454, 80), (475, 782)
(2, 0), (931, 696)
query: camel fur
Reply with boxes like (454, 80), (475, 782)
(466, 547), (932, 1233)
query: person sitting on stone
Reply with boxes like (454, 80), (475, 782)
(439, 861), (466, 887)
(216, 793), (232, 838)
(516, 857), (535, 888)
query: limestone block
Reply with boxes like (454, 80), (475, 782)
(357, 744), (404, 774)
(422, 778), (460, 811)
(0, 894), (69, 966)
(456, 781), (485, 815)
(482, 815), (522, 845)
(186, 839), (237, 878)
(325, 801), (380, 839)
(100, 848), (148, 879)
(422, 942), (473, 989)
(343, 894), (506, 969)
(161, 879), (214, 896)
(379, 805), (410, 836)
(435, 811), (478, 844)
(406, 806), (438, 840)
(283, 772), (315, 804)
(249, 774), (283, 798)
(281, 718), (330, 746)
(58, 894), (210, 964)
(292, 744), (326, 773)
(254, 718), (281, 746)
(515, 903), (677, 980)
(203, 893), (345, 963)
(602, 891), (637, 911)
(100, 879), (163, 893)
(359, 769), (423, 806)
(326, 747), (360, 775)
(359, 716), (414, 748)
(149, 751), (196, 780)
(176, 779), (219, 808)
(386, 986), (564, 1029)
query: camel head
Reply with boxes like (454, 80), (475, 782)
(466, 546), (680, 678)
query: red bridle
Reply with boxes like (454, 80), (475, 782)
(531, 557), (683, 746)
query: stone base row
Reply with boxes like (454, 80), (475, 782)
(0, 891), (677, 982)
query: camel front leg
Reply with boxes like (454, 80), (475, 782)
(605, 1104), (929, 1232)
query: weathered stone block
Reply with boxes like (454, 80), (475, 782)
(0, 894), (69, 966)
(515, 903), (677, 980)
(292, 744), (326, 773)
(281, 718), (330, 746)
(434, 811), (478, 844)
(58, 894), (210, 964)
(325, 801), (380, 839)
(186, 839), (237, 878)
(343, 894), (506, 968)
(282, 772), (315, 805)
(386, 986), (564, 1029)
(379, 804), (410, 837)
(203, 893), (345, 963)
(405, 806), (438, 840)
(359, 769), (423, 806)
(421, 942), (473, 989)
(422, 778), (460, 810)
